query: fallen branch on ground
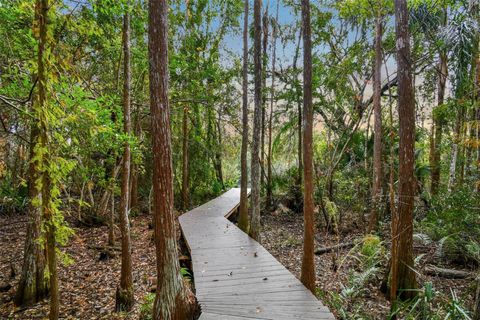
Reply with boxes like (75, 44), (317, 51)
(424, 265), (472, 279)
(315, 242), (354, 255)
(87, 245), (121, 251)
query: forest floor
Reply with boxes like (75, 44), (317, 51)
(0, 214), (158, 319)
(260, 207), (475, 319)
(0, 206), (475, 319)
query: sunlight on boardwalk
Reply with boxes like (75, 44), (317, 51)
(179, 188), (335, 320)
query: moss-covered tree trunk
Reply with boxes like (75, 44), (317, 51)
(14, 125), (49, 307)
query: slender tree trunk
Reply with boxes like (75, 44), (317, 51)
(476, 53), (480, 193)
(130, 164), (138, 211)
(148, 0), (192, 318)
(108, 160), (118, 246)
(430, 52), (448, 195)
(115, 7), (134, 312)
(384, 51), (397, 226)
(214, 111), (224, 189)
(300, 0), (315, 294)
(182, 106), (189, 210)
(266, 2), (278, 210)
(261, 6), (268, 189)
(249, 0), (262, 241)
(294, 29), (303, 186)
(108, 189), (115, 246)
(448, 111), (462, 192)
(369, 12), (383, 233)
(14, 126), (49, 307)
(391, 0), (417, 303)
(238, 0), (250, 232)
(388, 91), (396, 230)
(130, 110), (140, 212)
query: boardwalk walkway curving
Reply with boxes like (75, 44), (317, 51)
(178, 188), (335, 320)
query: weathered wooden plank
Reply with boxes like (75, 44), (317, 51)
(178, 188), (335, 319)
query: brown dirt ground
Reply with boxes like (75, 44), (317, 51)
(0, 207), (475, 319)
(260, 208), (476, 319)
(0, 214), (157, 319)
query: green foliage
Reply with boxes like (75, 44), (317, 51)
(139, 293), (155, 320)
(180, 267), (192, 280)
(319, 236), (386, 319)
(391, 283), (472, 319)
(360, 235), (384, 267)
(421, 187), (480, 263)
(0, 174), (28, 214)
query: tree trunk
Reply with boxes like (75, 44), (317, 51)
(182, 106), (189, 210)
(300, 0), (315, 294)
(293, 29), (303, 186)
(148, 0), (193, 318)
(34, 1), (59, 318)
(266, 2), (278, 210)
(390, 0), (417, 303)
(108, 190), (115, 246)
(14, 126), (49, 307)
(249, 0), (262, 241)
(476, 54), (480, 193)
(238, 0), (249, 232)
(260, 6), (268, 189)
(130, 162), (138, 211)
(115, 8), (134, 312)
(369, 12), (383, 233)
(430, 52), (448, 195)
(214, 111), (224, 189)
(130, 108), (140, 212)
(448, 111), (462, 192)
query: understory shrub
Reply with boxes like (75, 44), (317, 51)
(421, 187), (480, 265)
(0, 174), (28, 215)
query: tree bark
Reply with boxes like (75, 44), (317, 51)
(148, 0), (192, 318)
(130, 162), (138, 211)
(214, 111), (224, 189)
(34, 1), (59, 318)
(249, 0), (262, 241)
(108, 189), (115, 246)
(430, 52), (448, 195)
(129, 108), (140, 212)
(300, 0), (315, 294)
(182, 106), (189, 211)
(369, 12), (383, 233)
(238, 0), (249, 232)
(260, 6), (268, 189)
(448, 110), (462, 192)
(266, 2), (278, 210)
(294, 29), (303, 186)
(391, 0), (417, 302)
(476, 54), (480, 193)
(115, 7), (134, 312)
(14, 124), (49, 307)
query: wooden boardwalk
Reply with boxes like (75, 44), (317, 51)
(178, 188), (335, 320)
